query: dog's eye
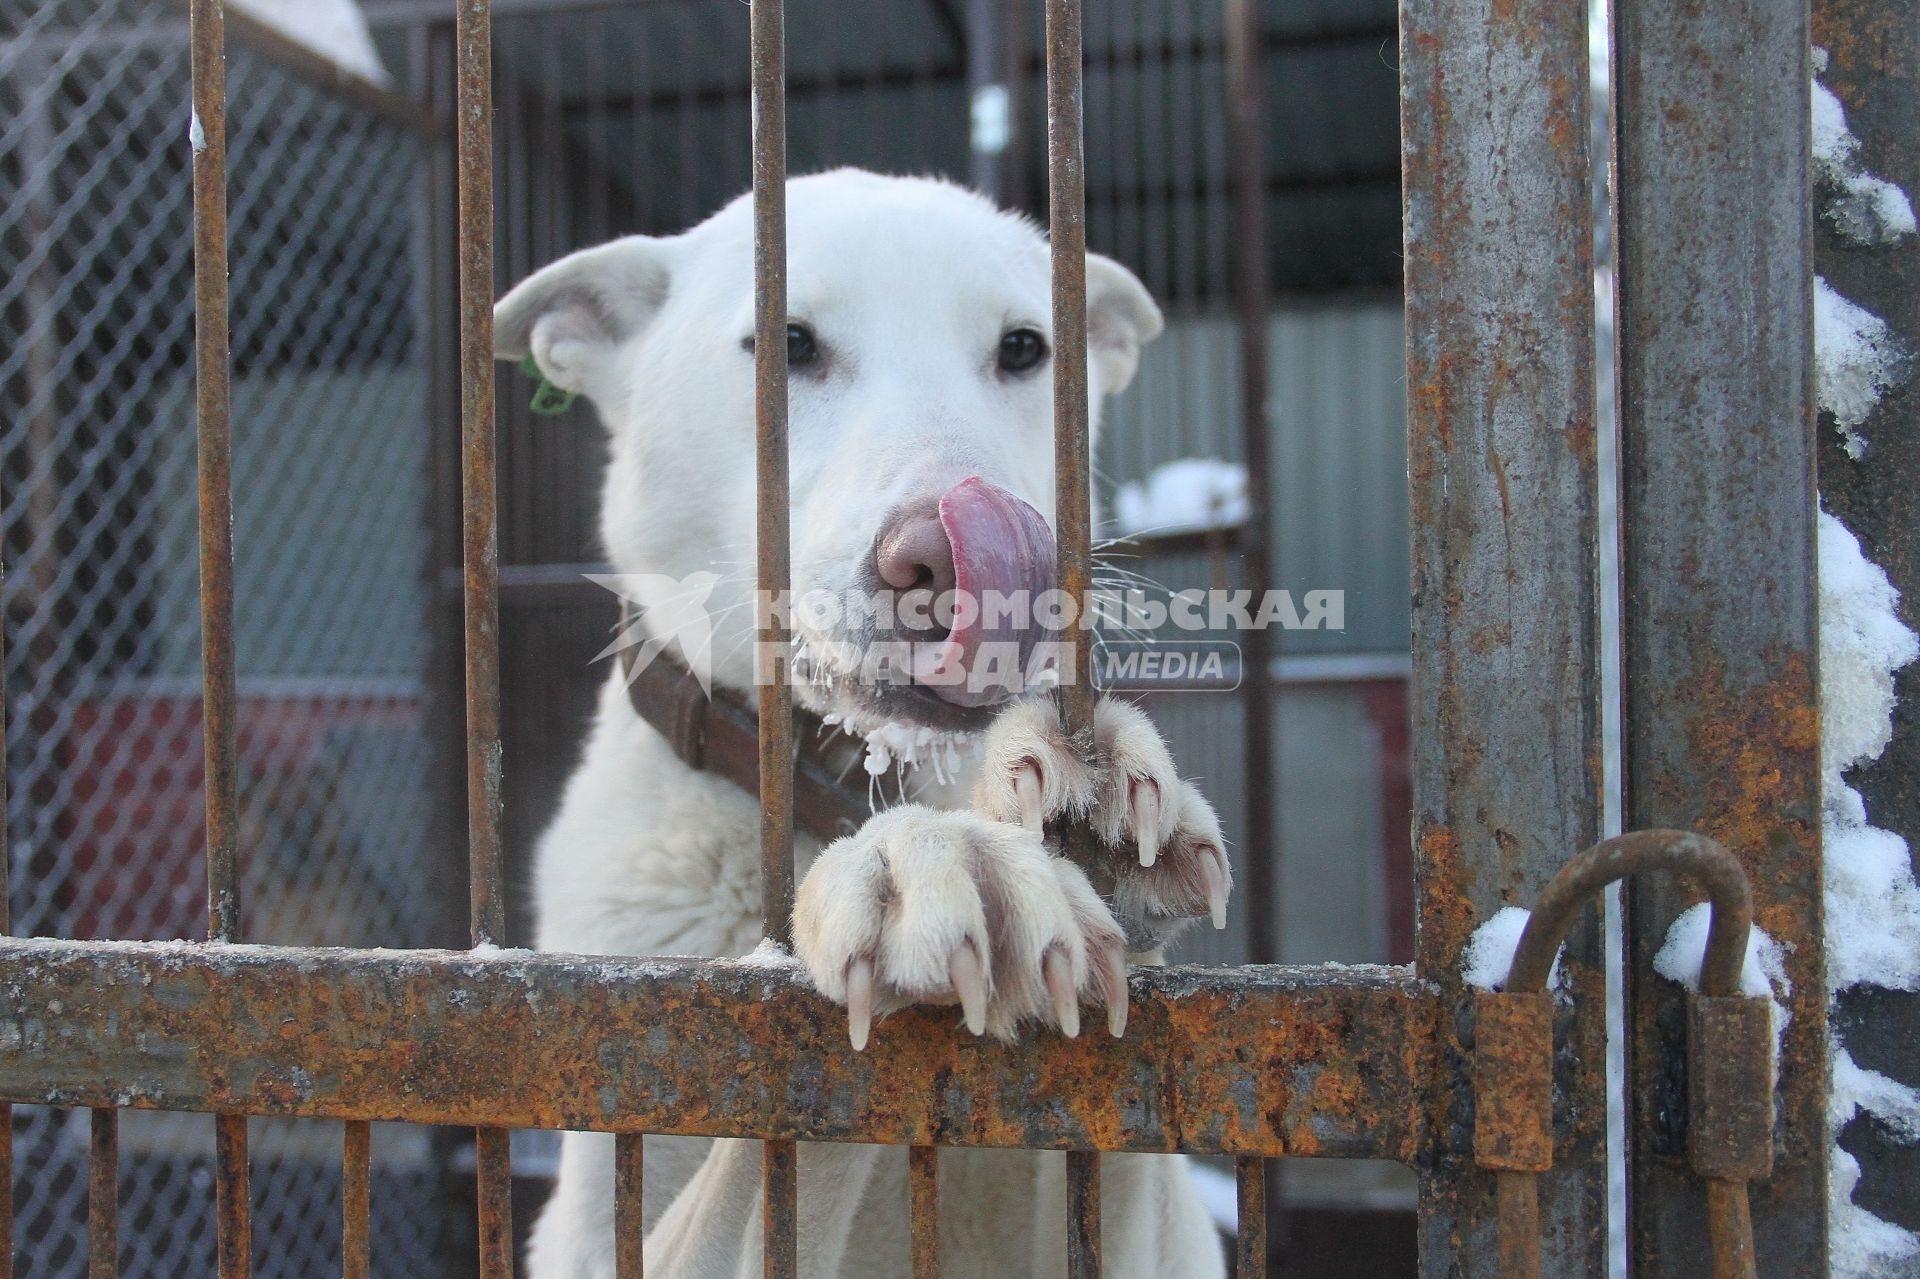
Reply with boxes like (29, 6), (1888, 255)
(997, 328), (1048, 374)
(741, 323), (821, 368)
(786, 323), (818, 367)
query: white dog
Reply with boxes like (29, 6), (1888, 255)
(494, 169), (1233, 1279)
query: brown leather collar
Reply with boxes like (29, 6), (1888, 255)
(615, 608), (871, 843)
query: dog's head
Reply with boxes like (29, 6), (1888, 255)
(495, 169), (1161, 731)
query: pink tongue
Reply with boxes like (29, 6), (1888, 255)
(912, 476), (1059, 707)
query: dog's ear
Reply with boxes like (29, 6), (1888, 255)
(493, 236), (671, 401)
(1085, 253), (1164, 395)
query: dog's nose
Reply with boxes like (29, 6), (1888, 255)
(873, 506), (957, 598)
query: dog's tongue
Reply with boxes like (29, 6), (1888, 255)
(912, 476), (1059, 707)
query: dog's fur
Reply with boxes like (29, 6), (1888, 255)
(495, 170), (1231, 1278)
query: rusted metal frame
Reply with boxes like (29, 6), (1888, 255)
(1065, 1149), (1100, 1279)
(343, 1120), (371, 1279)
(909, 1145), (939, 1277)
(1233, 1157), (1266, 1279)
(749, 2), (799, 1273)
(0, 941), (1432, 1157)
(1476, 831), (1771, 1279)
(89, 1108), (117, 1279)
(189, 3), (255, 1274)
(1043, 0), (1103, 1264)
(1612, 0), (1827, 1272)
(615, 1133), (644, 1279)
(1399, 0), (1606, 1273)
(1811, 0), (1920, 1239)
(0, 462), (11, 1279)
(454, 0), (516, 1273)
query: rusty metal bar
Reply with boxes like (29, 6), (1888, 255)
(1233, 1157), (1265, 1279)
(1399, 0), (1606, 1271)
(454, 0), (515, 1271)
(749, 1), (799, 1269)
(0, 501), (11, 1279)
(615, 1133), (644, 1279)
(1223, 0), (1277, 970)
(749, 0), (796, 947)
(189, 4), (253, 1275)
(909, 1145), (939, 1278)
(1044, 0), (1094, 750)
(1065, 1150), (1100, 1279)
(88, 1109), (117, 1279)
(474, 1126), (512, 1278)
(343, 1121), (370, 1279)
(763, 1139), (797, 1279)
(0, 942), (1429, 1157)
(1812, 0), (1920, 1240)
(1613, 0), (1827, 1272)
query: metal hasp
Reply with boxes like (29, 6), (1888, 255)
(1474, 831), (1776, 1279)
(1614, 0), (1827, 1273)
(1399, 0), (1606, 1272)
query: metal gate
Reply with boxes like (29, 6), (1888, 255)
(4, 0), (1909, 1275)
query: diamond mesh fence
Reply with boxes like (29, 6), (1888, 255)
(1, 1), (450, 1273)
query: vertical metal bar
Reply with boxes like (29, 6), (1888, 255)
(1233, 1157), (1265, 1279)
(762, 1139), (797, 1279)
(1064, 1150), (1101, 1279)
(1045, 11), (1102, 1271)
(1222, 0), (1276, 963)
(1813, 0), (1920, 1241)
(1045, 0), (1095, 751)
(615, 1133), (644, 1279)
(750, 0), (795, 946)
(966, 0), (1006, 199)
(455, 1), (515, 1272)
(190, 5), (253, 1275)
(1614, 0), (1826, 1272)
(1399, 0), (1606, 1274)
(909, 1145), (940, 1278)
(89, 1109), (117, 1279)
(0, 508), (12, 1279)
(342, 1121), (370, 1279)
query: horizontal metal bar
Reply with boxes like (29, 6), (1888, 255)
(0, 939), (1432, 1159)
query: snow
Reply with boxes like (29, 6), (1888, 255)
(1815, 277), (1913, 460)
(737, 938), (801, 970)
(1111, 459), (1249, 538)
(188, 109), (206, 154)
(1461, 906), (1562, 993)
(229, 0), (391, 87)
(1811, 70), (1916, 247)
(1816, 502), (1920, 1274)
(1651, 905), (1791, 1003)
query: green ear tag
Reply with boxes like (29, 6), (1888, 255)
(517, 352), (577, 416)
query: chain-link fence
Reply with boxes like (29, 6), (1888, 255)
(1, 2), (448, 1273)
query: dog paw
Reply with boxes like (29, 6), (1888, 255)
(973, 696), (1231, 937)
(793, 806), (1130, 1049)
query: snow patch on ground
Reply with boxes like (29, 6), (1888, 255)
(1461, 906), (1563, 993)
(229, 0), (391, 86)
(1811, 68), (1916, 248)
(1112, 459), (1249, 538)
(1816, 278), (1913, 460)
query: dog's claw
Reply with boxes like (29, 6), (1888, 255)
(1014, 760), (1045, 833)
(1042, 946), (1079, 1038)
(1097, 945), (1129, 1039)
(950, 940), (988, 1035)
(1132, 778), (1161, 867)
(1202, 852), (1227, 930)
(845, 955), (874, 1051)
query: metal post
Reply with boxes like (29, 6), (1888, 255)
(188, 3), (253, 1274)
(1400, 0), (1607, 1273)
(453, 0), (515, 1273)
(1614, 0), (1827, 1272)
